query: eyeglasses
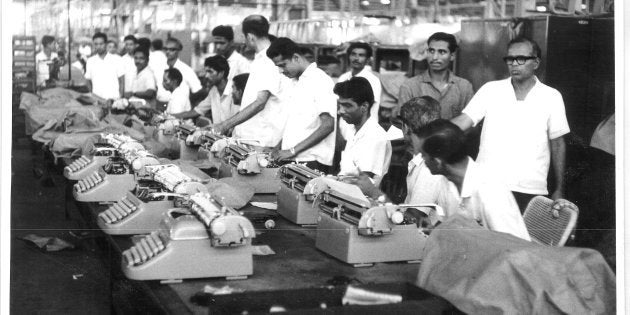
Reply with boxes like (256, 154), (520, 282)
(165, 47), (180, 52)
(503, 55), (537, 65)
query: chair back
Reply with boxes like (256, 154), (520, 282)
(523, 196), (579, 246)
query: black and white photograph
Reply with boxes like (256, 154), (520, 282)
(1, 0), (624, 313)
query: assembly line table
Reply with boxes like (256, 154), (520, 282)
(71, 196), (456, 314)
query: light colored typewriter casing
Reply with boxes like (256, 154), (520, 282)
(218, 144), (281, 194)
(314, 190), (427, 267)
(97, 192), (181, 235)
(63, 137), (143, 181)
(73, 152), (160, 203)
(197, 133), (225, 165)
(276, 164), (323, 225)
(122, 207), (255, 281)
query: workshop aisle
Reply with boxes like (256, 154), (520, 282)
(10, 138), (111, 314)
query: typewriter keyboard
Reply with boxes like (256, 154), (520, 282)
(65, 156), (92, 174)
(122, 232), (166, 266)
(98, 196), (139, 224)
(74, 172), (104, 192)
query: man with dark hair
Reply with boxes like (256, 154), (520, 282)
(417, 119), (530, 240)
(399, 32), (473, 119)
(317, 55), (342, 79)
(338, 42), (381, 123)
(452, 36), (570, 213)
(212, 25), (250, 82)
(173, 55), (234, 122)
(85, 32), (125, 99)
(266, 37), (336, 173)
(36, 35), (58, 86)
(155, 37), (203, 104)
(122, 35), (138, 94)
(106, 40), (119, 55)
(124, 48), (156, 108)
(334, 77), (391, 181)
(212, 15), (287, 148)
(231, 73), (249, 106)
(162, 68), (190, 115)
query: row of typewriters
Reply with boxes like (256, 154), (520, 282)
(65, 116), (438, 282)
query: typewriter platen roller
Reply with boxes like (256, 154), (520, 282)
(121, 192), (255, 281)
(97, 164), (210, 235)
(277, 163), (324, 225)
(63, 133), (144, 180)
(312, 178), (429, 267)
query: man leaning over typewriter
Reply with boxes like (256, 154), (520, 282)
(352, 98), (530, 240)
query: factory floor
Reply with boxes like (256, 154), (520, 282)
(10, 110), (111, 313)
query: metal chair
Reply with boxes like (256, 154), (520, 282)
(523, 196), (579, 246)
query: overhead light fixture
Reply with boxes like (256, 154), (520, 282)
(380, 0), (390, 4)
(361, 0), (370, 6)
(536, 5), (547, 12)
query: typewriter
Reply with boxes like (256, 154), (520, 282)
(218, 141), (281, 194)
(121, 192), (256, 281)
(308, 177), (432, 267)
(64, 133), (144, 180)
(72, 149), (161, 202)
(175, 124), (200, 161)
(276, 163), (325, 225)
(97, 164), (210, 235)
(197, 131), (226, 163)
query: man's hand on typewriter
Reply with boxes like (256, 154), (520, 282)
(211, 122), (229, 135)
(347, 173), (384, 200)
(551, 198), (578, 218)
(270, 149), (295, 162)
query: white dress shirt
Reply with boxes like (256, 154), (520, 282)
(155, 58), (202, 103)
(462, 77), (570, 194)
(121, 53), (136, 93)
(131, 66), (157, 108)
(339, 118), (392, 179)
(165, 84), (191, 115)
(436, 158), (531, 241)
(281, 63), (337, 165)
(227, 50), (251, 82)
(85, 52), (125, 99)
(195, 85), (238, 124)
(338, 66), (382, 140)
(232, 47), (288, 147)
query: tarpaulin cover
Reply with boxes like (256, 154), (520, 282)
(19, 88), (101, 135)
(416, 214), (616, 315)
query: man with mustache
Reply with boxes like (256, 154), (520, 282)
(398, 32), (473, 119)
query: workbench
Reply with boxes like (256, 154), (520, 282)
(71, 195), (457, 314)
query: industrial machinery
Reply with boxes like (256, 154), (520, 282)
(63, 133), (143, 180)
(121, 192), (255, 281)
(219, 141), (281, 194)
(276, 163), (325, 225)
(97, 164), (210, 235)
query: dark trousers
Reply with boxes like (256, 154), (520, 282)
(511, 191), (540, 214)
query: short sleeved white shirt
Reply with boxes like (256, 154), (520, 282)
(85, 53), (125, 100)
(227, 51), (251, 82)
(131, 66), (157, 107)
(121, 54), (136, 93)
(339, 118), (392, 179)
(232, 47), (287, 147)
(405, 153), (444, 205)
(165, 84), (191, 115)
(155, 58), (202, 103)
(462, 77), (570, 194)
(36, 51), (58, 86)
(436, 158), (531, 241)
(338, 66), (382, 139)
(195, 86), (238, 124)
(281, 63), (337, 165)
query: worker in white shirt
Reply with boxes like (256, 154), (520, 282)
(156, 37), (203, 105)
(172, 55), (236, 122)
(335, 77), (391, 182)
(212, 15), (287, 149)
(337, 42), (382, 140)
(231, 73), (248, 107)
(35, 35), (58, 87)
(85, 32), (125, 100)
(121, 35), (138, 95)
(212, 25), (250, 83)
(162, 68), (191, 115)
(123, 48), (157, 108)
(267, 37), (336, 173)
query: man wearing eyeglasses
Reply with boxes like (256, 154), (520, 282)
(452, 37), (570, 213)
(155, 37), (203, 106)
(398, 32), (474, 119)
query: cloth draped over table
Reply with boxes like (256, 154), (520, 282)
(416, 214), (616, 315)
